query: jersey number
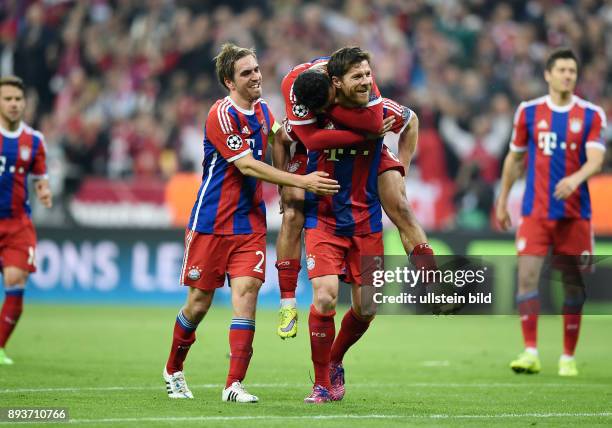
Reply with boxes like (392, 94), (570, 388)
(253, 250), (265, 273)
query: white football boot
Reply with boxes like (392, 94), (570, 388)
(222, 381), (259, 403)
(163, 368), (194, 399)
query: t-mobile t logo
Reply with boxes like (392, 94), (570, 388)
(538, 132), (557, 156)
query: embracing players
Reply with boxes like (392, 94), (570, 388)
(0, 76), (52, 365)
(279, 47), (432, 402)
(496, 48), (606, 376)
(274, 49), (433, 341)
(162, 43), (338, 402)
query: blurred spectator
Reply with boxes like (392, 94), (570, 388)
(1, 0), (609, 230)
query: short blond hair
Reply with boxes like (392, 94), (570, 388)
(214, 43), (256, 90)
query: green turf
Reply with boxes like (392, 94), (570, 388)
(1, 305), (611, 427)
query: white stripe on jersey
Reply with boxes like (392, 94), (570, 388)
(575, 97), (607, 128)
(383, 100), (404, 116)
(585, 142), (606, 151)
(366, 97), (382, 107)
(218, 99), (233, 134)
(191, 152), (218, 231)
(509, 143), (527, 153)
(288, 118), (317, 125)
(179, 229), (195, 284)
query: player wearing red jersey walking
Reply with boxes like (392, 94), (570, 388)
(496, 48), (606, 377)
(162, 43), (339, 402)
(274, 51), (433, 341)
(0, 76), (52, 365)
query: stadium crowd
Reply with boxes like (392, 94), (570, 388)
(1, 0), (610, 229)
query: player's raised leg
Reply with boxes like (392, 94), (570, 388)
(275, 185), (305, 339)
(378, 169), (435, 269)
(510, 255), (544, 374)
(222, 276), (261, 403)
(0, 267), (28, 365)
(164, 286), (213, 398)
(378, 170), (425, 253)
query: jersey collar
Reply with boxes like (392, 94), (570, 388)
(0, 121), (24, 138)
(227, 96), (256, 115)
(545, 95), (576, 113)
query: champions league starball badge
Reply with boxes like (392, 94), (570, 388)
(292, 103), (309, 118)
(226, 134), (244, 150)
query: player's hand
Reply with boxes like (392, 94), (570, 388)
(495, 200), (511, 231)
(554, 175), (580, 200)
(302, 171), (340, 196)
(35, 180), (52, 208)
(365, 116), (395, 139)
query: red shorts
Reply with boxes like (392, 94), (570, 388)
(180, 230), (266, 290)
(304, 228), (383, 285)
(0, 218), (37, 273)
(286, 143), (404, 177)
(378, 144), (405, 177)
(516, 217), (593, 257)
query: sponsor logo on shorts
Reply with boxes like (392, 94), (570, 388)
(306, 254), (315, 271)
(187, 267), (202, 280)
(226, 134), (243, 150)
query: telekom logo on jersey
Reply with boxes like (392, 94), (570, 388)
(537, 131), (578, 156)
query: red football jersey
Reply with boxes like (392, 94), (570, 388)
(0, 123), (47, 220)
(510, 95), (606, 219)
(188, 96), (275, 234)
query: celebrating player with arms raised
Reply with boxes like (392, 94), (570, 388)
(0, 76), (52, 365)
(162, 43), (338, 403)
(496, 48), (606, 377)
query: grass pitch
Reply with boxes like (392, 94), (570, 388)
(1, 305), (611, 427)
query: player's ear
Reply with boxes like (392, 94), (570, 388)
(225, 77), (235, 91)
(543, 69), (551, 84)
(331, 76), (342, 89)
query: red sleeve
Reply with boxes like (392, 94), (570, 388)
(585, 108), (607, 150)
(381, 98), (413, 133)
(292, 122), (367, 151)
(206, 105), (251, 162)
(509, 103), (528, 152)
(31, 133), (47, 177)
(327, 102), (383, 134)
